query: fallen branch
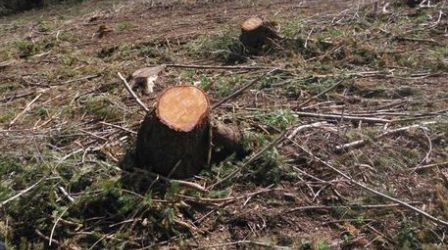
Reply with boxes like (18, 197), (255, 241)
(335, 121), (437, 153)
(296, 79), (344, 109)
(287, 122), (332, 140)
(118, 72), (150, 112)
(212, 69), (279, 109)
(285, 202), (423, 213)
(100, 121), (138, 135)
(178, 186), (274, 205)
(8, 94), (42, 127)
(0, 178), (45, 208)
(208, 130), (287, 190)
(209, 122), (336, 190)
(409, 161), (448, 172)
(294, 111), (391, 124)
(165, 63), (281, 71)
(61, 74), (99, 85)
(130, 168), (207, 193)
(292, 140), (448, 227)
(198, 240), (289, 250)
(0, 90), (35, 103)
(49, 207), (69, 246)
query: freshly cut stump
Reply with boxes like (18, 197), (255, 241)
(240, 16), (280, 52)
(136, 85), (211, 179)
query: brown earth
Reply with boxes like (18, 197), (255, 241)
(0, 0), (447, 249)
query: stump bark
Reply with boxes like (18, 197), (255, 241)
(239, 16), (281, 53)
(136, 85), (211, 179)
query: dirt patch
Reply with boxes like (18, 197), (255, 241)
(0, 0), (447, 249)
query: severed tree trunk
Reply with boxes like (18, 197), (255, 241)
(136, 85), (211, 179)
(239, 16), (281, 53)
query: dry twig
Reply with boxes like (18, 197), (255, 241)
(8, 94), (42, 127)
(118, 72), (150, 112)
(335, 121), (437, 152)
(292, 140), (448, 227)
(212, 69), (280, 109)
(295, 111), (391, 123)
(165, 63), (282, 71)
(410, 161), (448, 172)
(0, 178), (45, 208)
(296, 79), (344, 109)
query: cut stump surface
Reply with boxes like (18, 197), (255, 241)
(157, 86), (209, 132)
(136, 85), (211, 179)
(241, 16), (264, 32)
(240, 16), (281, 53)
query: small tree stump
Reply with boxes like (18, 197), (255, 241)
(239, 16), (280, 52)
(136, 85), (211, 179)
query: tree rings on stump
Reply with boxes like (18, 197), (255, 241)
(241, 16), (264, 32)
(239, 16), (280, 53)
(136, 85), (211, 179)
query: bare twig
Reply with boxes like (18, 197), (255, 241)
(35, 229), (59, 246)
(208, 130), (287, 190)
(419, 128), (433, 165)
(410, 161), (448, 172)
(49, 207), (69, 246)
(335, 121), (437, 152)
(179, 186), (274, 205)
(0, 178), (45, 207)
(295, 111), (391, 124)
(292, 141), (448, 227)
(287, 122), (330, 140)
(285, 202), (423, 213)
(8, 94), (42, 127)
(130, 168), (207, 192)
(61, 74), (99, 85)
(100, 121), (138, 135)
(297, 79), (344, 109)
(212, 69), (279, 109)
(198, 240), (289, 250)
(118, 72), (150, 112)
(58, 186), (75, 203)
(165, 63), (281, 71)
(0, 90), (35, 103)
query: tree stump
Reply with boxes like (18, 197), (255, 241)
(136, 85), (211, 179)
(239, 16), (281, 53)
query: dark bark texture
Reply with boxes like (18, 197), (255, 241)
(239, 22), (281, 53)
(136, 111), (211, 179)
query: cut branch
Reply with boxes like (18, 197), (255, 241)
(165, 63), (280, 71)
(0, 178), (45, 208)
(212, 69), (279, 109)
(292, 140), (448, 227)
(118, 72), (150, 112)
(335, 121), (437, 153)
(295, 111), (392, 124)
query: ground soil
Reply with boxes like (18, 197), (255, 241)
(0, 0), (447, 249)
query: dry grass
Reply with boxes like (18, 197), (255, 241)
(0, 0), (448, 249)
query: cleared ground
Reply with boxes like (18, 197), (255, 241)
(0, 0), (447, 249)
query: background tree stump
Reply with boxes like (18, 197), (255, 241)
(136, 85), (211, 179)
(239, 16), (281, 53)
